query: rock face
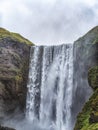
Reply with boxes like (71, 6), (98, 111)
(0, 28), (33, 120)
(0, 125), (15, 130)
(74, 26), (98, 130)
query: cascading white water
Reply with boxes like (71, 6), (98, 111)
(56, 45), (73, 130)
(26, 47), (40, 121)
(26, 44), (74, 130)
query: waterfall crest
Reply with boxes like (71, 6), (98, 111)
(26, 44), (74, 130)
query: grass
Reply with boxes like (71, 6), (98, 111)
(0, 27), (33, 45)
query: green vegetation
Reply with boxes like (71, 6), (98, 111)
(75, 89), (98, 130)
(74, 102), (91, 130)
(88, 66), (98, 90)
(0, 27), (33, 45)
(74, 66), (98, 130)
(74, 26), (98, 130)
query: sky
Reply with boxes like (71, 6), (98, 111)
(0, 0), (98, 45)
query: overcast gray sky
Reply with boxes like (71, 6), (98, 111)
(0, 0), (98, 45)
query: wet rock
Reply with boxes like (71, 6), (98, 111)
(0, 125), (15, 130)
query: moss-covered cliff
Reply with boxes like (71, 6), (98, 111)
(0, 28), (32, 45)
(74, 27), (98, 130)
(74, 66), (98, 130)
(0, 28), (33, 120)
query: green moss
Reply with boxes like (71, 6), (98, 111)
(15, 75), (22, 82)
(74, 89), (98, 130)
(74, 98), (92, 130)
(87, 123), (98, 130)
(11, 33), (33, 45)
(74, 27), (98, 130)
(0, 28), (10, 34)
(88, 66), (98, 90)
(0, 27), (33, 45)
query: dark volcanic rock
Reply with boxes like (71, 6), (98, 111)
(0, 125), (15, 130)
(0, 28), (33, 120)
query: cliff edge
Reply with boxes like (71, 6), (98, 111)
(0, 28), (33, 121)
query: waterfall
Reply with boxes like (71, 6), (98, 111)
(26, 44), (74, 130)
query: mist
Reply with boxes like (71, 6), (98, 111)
(3, 119), (52, 130)
(0, 0), (98, 45)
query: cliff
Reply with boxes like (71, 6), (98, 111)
(74, 26), (98, 130)
(0, 28), (33, 121)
